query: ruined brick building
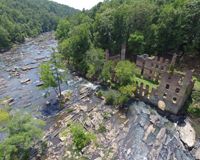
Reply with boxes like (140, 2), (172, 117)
(105, 44), (195, 114)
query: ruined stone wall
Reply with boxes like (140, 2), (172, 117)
(157, 70), (195, 106)
(135, 81), (150, 97)
(134, 70), (195, 114)
(105, 43), (126, 63)
(136, 54), (177, 83)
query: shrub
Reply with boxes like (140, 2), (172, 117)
(103, 112), (109, 119)
(118, 85), (137, 104)
(67, 122), (71, 126)
(105, 90), (118, 105)
(62, 128), (68, 136)
(99, 60), (115, 84)
(115, 61), (137, 86)
(70, 123), (97, 150)
(66, 108), (73, 113)
(95, 124), (106, 133)
(97, 89), (103, 97)
(191, 90), (200, 103)
(66, 91), (70, 98)
(187, 102), (200, 117)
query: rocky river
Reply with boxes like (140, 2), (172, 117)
(0, 32), (200, 160)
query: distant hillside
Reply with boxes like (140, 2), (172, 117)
(0, 0), (80, 49)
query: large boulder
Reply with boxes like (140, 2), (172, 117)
(177, 121), (196, 148)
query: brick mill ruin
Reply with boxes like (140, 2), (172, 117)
(105, 44), (196, 114)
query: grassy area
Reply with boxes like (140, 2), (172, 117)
(134, 76), (159, 92)
(181, 101), (200, 117)
(193, 74), (200, 91)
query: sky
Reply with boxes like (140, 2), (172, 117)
(51, 0), (104, 10)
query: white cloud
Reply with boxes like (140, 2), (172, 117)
(51, 0), (104, 10)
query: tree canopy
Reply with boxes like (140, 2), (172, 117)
(56, 0), (200, 67)
(0, 110), (46, 160)
(0, 0), (80, 49)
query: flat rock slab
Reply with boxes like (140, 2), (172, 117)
(80, 105), (88, 112)
(35, 57), (45, 60)
(177, 121), (196, 148)
(21, 79), (30, 84)
(36, 82), (44, 86)
(21, 66), (37, 71)
(150, 114), (158, 124)
(195, 147), (200, 160)
(24, 103), (31, 108)
(142, 124), (156, 142)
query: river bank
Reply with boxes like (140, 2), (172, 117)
(0, 32), (200, 160)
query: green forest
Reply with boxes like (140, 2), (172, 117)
(55, 0), (200, 74)
(0, 0), (80, 49)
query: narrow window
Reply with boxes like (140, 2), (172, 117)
(166, 84), (170, 89)
(175, 88), (180, 93)
(163, 93), (167, 99)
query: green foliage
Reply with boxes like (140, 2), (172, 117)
(57, 23), (92, 72)
(100, 60), (115, 84)
(103, 112), (109, 119)
(66, 108), (73, 113)
(105, 90), (118, 105)
(62, 128), (68, 137)
(0, 109), (9, 123)
(0, 110), (46, 159)
(70, 123), (97, 150)
(66, 91), (70, 98)
(97, 89), (103, 97)
(56, 0), (200, 66)
(38, 47), (68, 98)
(191, 90), (200, 104)
(67, 122), (71, 126)
(128, 31), (145, 54)
(86, 64), (96, 78)
(115, 61), (137, 86)
(0, 0), (79, 49)
(96, 124), (106, 133)
(86, 47), (105, 77)
(118, 85), (137, 104)
(186, 102), (200, 117)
